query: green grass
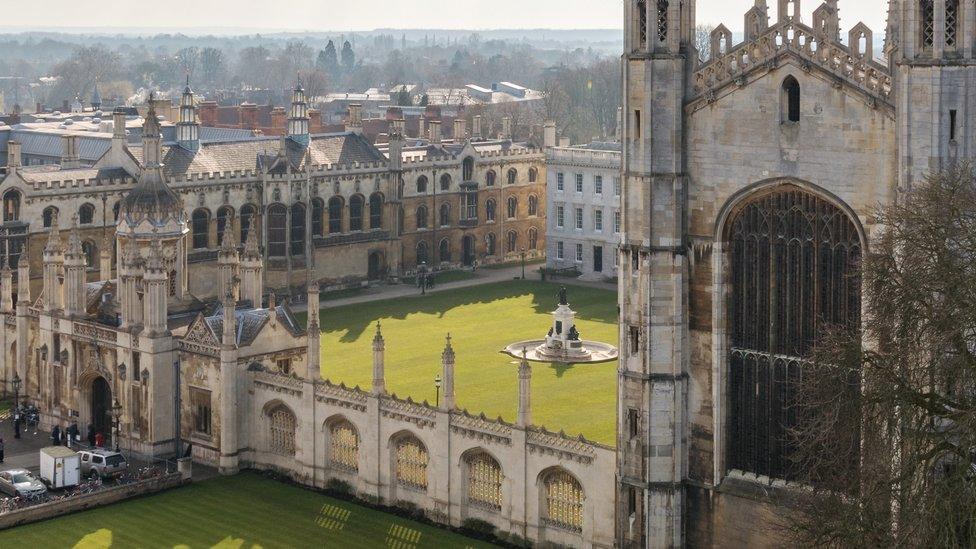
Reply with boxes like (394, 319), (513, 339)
(302, 280), (618, 444)
(0, 473), (495, 549)
(401, 270), (477, 286)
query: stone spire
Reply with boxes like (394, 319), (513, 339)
(441, 333), (456, 410)
(90, 80), (102, 111)
(217, 221), (240, 302)
(517, 347), (532, 427)
(240, 217), (264, 308)
(63, 215), (87, 317)
(0, 259), (13, 313)
(42, 212), (65, 313)
(306, 279), (321, 382)
(143, 237), (169, 335)
(372, 321), (386, 395)
(142, 95), (163, 168)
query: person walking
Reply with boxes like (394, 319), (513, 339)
(87, 424), (95, 448)
(94, 431), (104, 448)
(51, 425), (61, 447)
(13, 413), (20, 440)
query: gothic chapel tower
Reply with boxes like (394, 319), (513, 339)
(618, 0), (695, 547)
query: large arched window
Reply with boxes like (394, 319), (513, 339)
(267, 204), (287, 257)
(486, 233), (496, 256)
(369, 193), (384, 230)
(216, 206), (234, 247)
(440, 173), (452, 191)
(528, 227), (538, 250)
(506, 168), (517, 185)
(395, 436), (428, 490)
(506, 231), (518, 253)
(416, 241), (430, 265)
(349, 194), (365, 231)
(240, 204), (257, 243)
(462, 157), (475, 181)
(528, 167), (538, 183)
(268, 404), (297, 456)
(328, 196), (344, 234)
(543, 469), (584, 532)
(726, 185), (861, 482)
(416, 175), (428, 194)
(528, 195), (538, 216)
(439, 203), (451, 227)
(467, 452), (503, 511)
(507, 197), (518, 219)
(782, 76), (800, 123)
(329, 420), (359, 472)
(191, 209), (210, 249)
(43, 206), (59, 228)
(311, 198), (325, 237)
(79, 203), (96, 225)
(486, 199), (496, 222)
(438, 238), (451, 263)
(486, 170), (496, 187)
(416, 205), (428, 229)
(290, 203), (306, 256)
(2, 190), (21, 222)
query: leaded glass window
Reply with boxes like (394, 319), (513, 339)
(395, 437), (428, 490)
(946, 0), (959, 48)
(268, 406), (296, 456)
(921, 0), (935, 48)
(330, 422), (359, 472)
(544, 470), (584, 532)
(467, 453), (502, 510)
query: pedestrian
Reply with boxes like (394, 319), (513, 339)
(67, 422), (78, 448)
(94, 431), (104, 448)
(51, 425), (61, 446)
(87, 424), (95, 448)
(0, 437), (5, 463)
(13, 413), (20, 440)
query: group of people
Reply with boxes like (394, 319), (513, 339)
(49, 423), (83, 448)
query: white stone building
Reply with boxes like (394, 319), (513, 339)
(546, 143), (622, 281)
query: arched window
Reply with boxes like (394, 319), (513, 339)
(112, 202), (121, 222)
(268, 405), (296, 456)
(79, 203), (95, 225)
(369, 193), (383, 230)
(439, 238), (451, 263)
(462, 157), (475, 181)
(636, 0), (648, 49)
(290, 203), (306, 256)
(528, 195), (538, 216)
(82, 240), (97, 269)
(416, 241), (430, 265)
(439, 203), (451, 227)
(946, 0), (959, 47)
(267, 204), (287, 257)
(782, 76), (800, 123)
(43, 206), (59, 228)
(329, 421), (359, 472)
(726, 185), (861, 481)
(507, 197), (518, 219)
(191, 209), (210, 249)
(506, 168), (517, 185)
(486, 233), (496, 256)
(543, 469), (584, 532)
(216, 206), (234, 247)
(2, 190), (21, 222)
(349, 195), (365, 231)
(416, 175), (428, 194)
(506, 231), (518, 253)
(528, 167), (538, 183)
(656, 0), (669, 43)
(328, 196), (344, 234)
(416, 206), (428, 229)
(311, 198), (325, 237)
(240, 204), (256, 243)
(467, 452), (502, 511)
(528, 227), (538, 250)
(440, 173), (452, 191)
(486, 170), (496, 187)
(921, 0), (935, 48)
(486, 199), (496, 222)
(395, 436), (428, 490)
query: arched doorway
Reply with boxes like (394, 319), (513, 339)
(367, 251), (385, 281)
(91, 377), (112, 437)
(462, 235), (475, 266)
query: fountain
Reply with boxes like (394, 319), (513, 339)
(502, 286), (618, 364)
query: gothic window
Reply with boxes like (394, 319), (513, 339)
(440, 173), (452, 191)
(466, 452), (503, 511)
(43, 206), (58, 228)
(328, 197), (344, 234)
(486, 233), (496, 256)
(528, 195), (539, 216)
(191, 209), (210, 249)
(268, 405), (296, 456)
(416, 241), (430, 265)
(463, 192), (478, 221)
(543, 469), (584, 532)
(369, 193), (384, 230)
(416, 205), (428, 229)
(82, 240), (97, 269)
(946, 0), (959, 48)
(395, 436), (428, 490)
(921, 0), (935, 48)
(507, 231), (518, 253)
(439, 238), (451, 263)
(507, 197), (518, 219)
(528, 167), (538, 183)
(486, 170), (496, 187)
(2, 190), (20, 222)
(486, 199), (497, 222)
(311, 198), (325, 237)
(191, 388), (212, 436)
(112, 202), (121, 222)
(726, 185), (861, 482)
(79, 203), (95, 225)
(290, 203), (306, 256)
(506, 168), (518, 185)
(416, 175), (428, 194)
(637, 0), (648, 49)
(782, 76), (801, 123)
(267, 204), (287, 257)
(656, 0), (669, 43)
(528, 227), (538, 250)
(439, 203), (451, 227)
(216, 206), (234, 247)
(329, 421), (359, 472)
(240, 204), (256, 243)
(349, 195), (365, 231)
(462, 157), (475, 181)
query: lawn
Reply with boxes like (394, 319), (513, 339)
(302, 280), (618, 445)
(0, 473), (494, 548)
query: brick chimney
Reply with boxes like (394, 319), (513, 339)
(7, 141), (21, 169)
(198, 101), (218, 126)
(240, 103), (259, 130)
(309, 109), (323, 133)
(270, 107), (287, 133)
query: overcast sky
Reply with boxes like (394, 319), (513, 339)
(5, 0), (889, 33)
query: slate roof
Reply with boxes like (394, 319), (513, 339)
(17, 165), (132, 184)
(202, 302), (304, 347)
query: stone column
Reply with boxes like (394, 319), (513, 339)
(218, 294), (240, 475)
(306, 282), (320, 381)
(372, 322), (385, 394)
(441, 334), (455, 410)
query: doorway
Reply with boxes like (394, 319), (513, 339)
(462, 235), (476, 267)
(367, 251), (385, 281)
(593, 245), (603, 273)
(90, 376), (112, 437)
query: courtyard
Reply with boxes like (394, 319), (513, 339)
(303, 280), (618, 445)
(0, 473), (494, 548)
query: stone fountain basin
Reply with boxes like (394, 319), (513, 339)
(501, 340), (619, 364)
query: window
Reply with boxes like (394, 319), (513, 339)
(290, 203), (306, 256)
(462, 157), (475, 181)
(727, 186), (861, 482)
(79, 203), (95, 225)
(628, 408), (639, 439)
(486, 170), (496, 187)
(463, 193), (478, 221)
(782, 76), (800, 123)
(276, 357), (292, 374)
(369, 193), (383, 229)
(556, 241), (564, 260)
(594, 175), (603, 195)
(575, 208), (583, 230)
(575, 174), (583, 193)
(191, 388), (212, 436)
(395, 437), (428, 490)
(556, 173), (564, 191)
(192, 209), (210, 249)
(507, 231), (518, 253)
(439, 203), (451, 226)
(528, 227), (538, 250)
(594, 209), (603, 232)
(921, 0), (935, 48)
(656, 0), (669, 42)
(82, 241), (97, 268)
(556, 205), (565, 228)
(438, 238), (451, 262)
(637, 0), (648, 49)
(543, 470), (584, 532)
(485, 199), (496, 222)
(267, 204), (287, 257)
(507, 169), (517, 185)
(950, 110), (958, 141)
(328, 197), (343, 234)
(2, 190), (20, 222)
(507, 197), (517, 219)
(946, 0), (959, 47)
(416, 241), (429, 264)
(216, 206), (233, 247)
(43, 206), (59, 228)
(614, 211), (621, 234)
(528, 195), (538, 216)
(467, 452), (503, 510)
(416, 206), (428, 229)
(440, 173), (452, 191)
(330, 421), (359, 472)
(486, 233), (496, 256)
(614, 177), (621, 196)
(416, 176), (428, 194)
(268, 405), (296, 456)
(630, 326), (640, 354)
(575, 243), (583, 262)
(349, 195), (365, 231)
(634, 109), (641, 140)
(528, 167), (538, 183)
(240, 204), (256, 242)
(311, 199), (324, 237)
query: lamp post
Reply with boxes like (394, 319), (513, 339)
(434, 375), (442, 407)
(11, 373), (20, 439)
(520, 247), (527, 280)
(111, 399), (122, 452)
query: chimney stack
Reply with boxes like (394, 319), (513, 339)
(501, 116), (512, 140)
(6, 141), (21, 169)
(453, 118), (466, 142)
(472, 115), (483, 139)
(429, 120), (442, 144)
(61, 135), (80, 168)
(543, 120), (557, 149)
(347, 104), (363, 134)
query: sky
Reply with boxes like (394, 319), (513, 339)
(3, 0), (889, 33)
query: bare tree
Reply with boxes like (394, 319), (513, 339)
(696, 24), (714, 62)
(785, 165), (976, 548)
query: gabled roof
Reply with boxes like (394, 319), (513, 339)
(185, 301), (304, 349)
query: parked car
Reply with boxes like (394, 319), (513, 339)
(0, 469), (48, 497)
(78, 449), (128, 479)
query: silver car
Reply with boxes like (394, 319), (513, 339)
(0, 469), (47, 497)
(78, 450), (128, 479)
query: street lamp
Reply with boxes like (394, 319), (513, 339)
(11, 373), (20, 439)
(434, 375), (442, 407)
(111, 399), (122, 452)
(520, 247), (527, 280)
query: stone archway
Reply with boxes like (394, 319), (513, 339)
(90, 376), (112, 438)
(367, 251), (386, 281)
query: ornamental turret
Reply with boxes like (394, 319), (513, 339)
(63, 216), (87, 317)
(176, 76), (200, 153)
(288, 81), (310, 147)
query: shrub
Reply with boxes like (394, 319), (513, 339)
(461, 518), (497, 538)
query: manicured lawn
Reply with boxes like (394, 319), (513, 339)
(0, 473), (494, 548)
(302, 280), (618, 444)
(401, 269), (477, 285)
